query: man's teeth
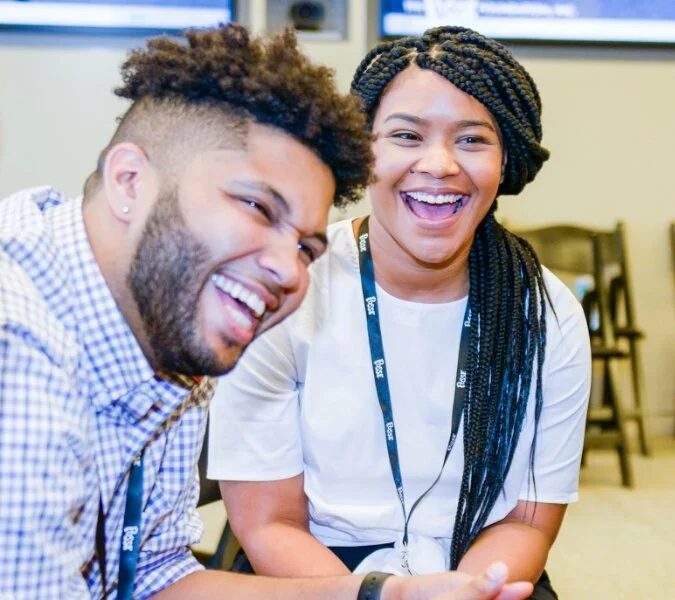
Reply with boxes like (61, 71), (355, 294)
(406, 191), (464, 205)
(211, 274), (266, 318)
(225, 304), (253, 329)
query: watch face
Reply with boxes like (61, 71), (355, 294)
(424, 0), (480, 20)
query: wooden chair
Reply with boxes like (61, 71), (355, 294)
(588, 223), (650, 456)
(508, 223), (638, 487)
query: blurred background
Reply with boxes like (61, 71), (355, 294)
(1, 1), (674, 596)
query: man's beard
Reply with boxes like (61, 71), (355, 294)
(127, 188), (240, 376)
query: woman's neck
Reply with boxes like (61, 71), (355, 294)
(353, 215), (471, 303)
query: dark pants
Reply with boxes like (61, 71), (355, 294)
(232, 543), (558, 599)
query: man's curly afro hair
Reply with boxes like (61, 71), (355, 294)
(114, 23), (373, 208)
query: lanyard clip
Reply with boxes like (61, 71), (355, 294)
(400, 542), (414, 576)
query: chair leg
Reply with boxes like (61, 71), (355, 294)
(604, 361), (634, 488)
(208, 520), (242, 571)
(616, 441), (634, 489)
(628, 339), (651, 457)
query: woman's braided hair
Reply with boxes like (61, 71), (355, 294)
(351, 26), (551, 568)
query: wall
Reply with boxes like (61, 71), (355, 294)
(502, 47), (675, 438)
(0, 2), (673, 435)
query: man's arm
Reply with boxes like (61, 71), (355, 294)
(457, 501), (566, 583)
(0, 318), (91, 599)
(151, 563), (535, 600)
(220, 474), (350, 576)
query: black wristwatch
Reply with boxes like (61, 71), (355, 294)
(357, 572), (393, 600)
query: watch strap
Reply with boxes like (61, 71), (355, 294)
(357, 571), (393, 600)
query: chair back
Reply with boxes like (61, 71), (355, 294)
(507, 223), (618, 347)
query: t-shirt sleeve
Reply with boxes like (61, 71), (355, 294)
(519, 276), (592, 504)
(207, 320), (304, 482)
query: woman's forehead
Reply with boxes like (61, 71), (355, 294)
(375, 66), (498, 127)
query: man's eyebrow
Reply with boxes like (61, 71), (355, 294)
(239, 180), (290, 214)
(238, 180), (329, 246)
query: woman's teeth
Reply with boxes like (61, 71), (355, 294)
(405, 191), (465, 205)
(403, 191), (468, 217)
(211, 274), (266, 318)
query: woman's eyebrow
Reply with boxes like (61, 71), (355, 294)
(383, 112), (428, 126)
(383, 113), (497, 133)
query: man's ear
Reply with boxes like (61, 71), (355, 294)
(102, 142), (156, 223)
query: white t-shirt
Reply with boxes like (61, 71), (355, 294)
(208, 218), (591, 573)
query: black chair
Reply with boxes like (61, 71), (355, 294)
(193, 420), (241, 570)
(508, 223), (640, 487)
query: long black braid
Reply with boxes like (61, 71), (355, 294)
(351, 26), (551, 568)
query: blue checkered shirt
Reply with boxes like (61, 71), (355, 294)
(0, 187), (216, 599)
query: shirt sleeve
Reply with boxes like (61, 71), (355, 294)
(0, 319), (91, 599)
(207, 320), (304, 482)
(133, 547), (203, 600)
(519, 277), (592, 504)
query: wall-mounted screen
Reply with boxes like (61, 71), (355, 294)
(381, 1), (675, 44)
(0, 0), (233, 32)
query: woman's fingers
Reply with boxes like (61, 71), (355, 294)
(494, 582), (534, 600)
(430, 562), (533, 600)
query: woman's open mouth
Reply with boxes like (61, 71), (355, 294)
(401, 190), (469, 222)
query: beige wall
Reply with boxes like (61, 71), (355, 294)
(501, 49), (675, 438)
(0, 5), (673, 435)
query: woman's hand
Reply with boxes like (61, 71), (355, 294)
(386, 562), (533, 600)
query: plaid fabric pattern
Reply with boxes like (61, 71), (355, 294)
(0, 187), (215, 599)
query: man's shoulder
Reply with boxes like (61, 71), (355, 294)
(1, 185), (71, 274)
(0, 186), (66, 232)
(0, 257), (78, 372)
(0, 188), (79, 373)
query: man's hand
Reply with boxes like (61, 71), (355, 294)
(386, 562), (534, 600)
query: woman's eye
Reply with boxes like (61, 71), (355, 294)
(391, 131), (421, 142)
(459, 135), (488, 145)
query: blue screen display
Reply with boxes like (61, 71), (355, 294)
(381, 0), (675, 43)
(0, 0), (233, 31)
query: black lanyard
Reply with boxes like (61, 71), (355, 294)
(356, 217), (470, 571)
(97, 451), (144, 599)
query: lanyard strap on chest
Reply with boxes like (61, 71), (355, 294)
(356, 217), (470, 549)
